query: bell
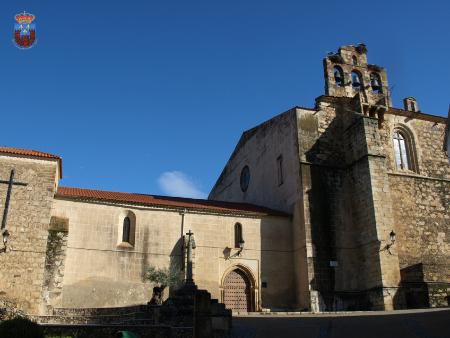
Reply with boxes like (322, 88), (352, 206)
(371, 77), (380, 89)
(352, 76), (360, 87)
(334, 71), (342, 83)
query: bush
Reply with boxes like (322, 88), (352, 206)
(0, 317), (44, 338)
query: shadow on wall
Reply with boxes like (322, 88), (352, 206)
(301, 102), (389, 311)
(141, 235), (184, 303)
(169, 236), (184, 296)
(260, 218), (296, 311)
(302, 109), (346, 311)
(394, 263), (430, 309)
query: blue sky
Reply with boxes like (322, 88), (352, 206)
(1, 1), (449, 198)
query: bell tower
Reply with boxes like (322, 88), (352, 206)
(323, 44), (392, 114)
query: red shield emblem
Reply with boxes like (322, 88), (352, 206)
(14, 12), (36, 49)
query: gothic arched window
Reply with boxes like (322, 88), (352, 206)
(122, 216), (131, 243)
(370, 73), (383, 94)
(234, 223), (243, 248)
(393, 129), (418, 172)
(352, 55), (358, 65)
(333, 66), (344, 87)
(351, 70), (362, 90)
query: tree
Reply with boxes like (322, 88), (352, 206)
(143, 265), (181, 305)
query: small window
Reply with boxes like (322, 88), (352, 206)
(333, 66), (344, 87)
(122, 217), (131, 243)
(277, 155), (283, 186)
(234, 223), (243, 248)
(351, 70), (362, 90)
(410, 101), (416, 112)
(240, 165), (250, 192)
(370, 73), (383, 94)
(119, 211), (136, 247)
(352, 55), (358, 65)
(393, 131), (411, 170)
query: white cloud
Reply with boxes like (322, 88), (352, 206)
(157, 171), (207, 199)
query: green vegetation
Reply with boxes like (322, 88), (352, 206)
(0, 317), (44, 338)
(143, 265), (181, 304)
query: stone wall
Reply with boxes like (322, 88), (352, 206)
(42, 216), (69, 312)
(389, 174), (449, 308)
(209, 108), (301, 214)
(297, 97), (402, 311)
(378, 112), (450, 308)
(51, 198), (295, 310)
(0, 155), (59, 314)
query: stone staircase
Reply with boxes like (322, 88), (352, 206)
(31, 286), (231, 338)
(33, 304), (157, 325)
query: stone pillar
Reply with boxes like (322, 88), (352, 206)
(342, 114), (402, 310)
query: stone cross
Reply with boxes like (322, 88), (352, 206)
(185, 229), (196, 285)
(0, 169), (28, 230)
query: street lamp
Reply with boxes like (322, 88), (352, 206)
(237, 239), (245, 256)
(0, 229), (10, 253)
(389, 230), (396, 245)
(384, 230), (396, 255)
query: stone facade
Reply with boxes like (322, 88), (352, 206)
(49, 198), (294, 311)
(0, 154), (60, 314)
(210, 44), (449, 311)
(0, 44), (448, 316)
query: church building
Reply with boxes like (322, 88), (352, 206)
(0, 44), (448, 316)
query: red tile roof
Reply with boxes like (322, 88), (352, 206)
(0, 146), (60, 160)
(56, 187), (289, 217)
(0, 146), (62, 178)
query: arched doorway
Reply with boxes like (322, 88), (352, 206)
(222, 268), (254, 312)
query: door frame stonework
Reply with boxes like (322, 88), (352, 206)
(220, 264), (258, 312)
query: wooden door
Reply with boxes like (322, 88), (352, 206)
(223, 269), (252, 312)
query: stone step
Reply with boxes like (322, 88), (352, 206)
(52, 305), (148, 317)
(35, 311), (153, 325)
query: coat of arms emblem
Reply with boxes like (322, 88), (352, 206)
(14, 12), (36, 49)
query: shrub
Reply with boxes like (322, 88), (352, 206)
(0, 317), (44, 338)
(143, 265), (181, 305)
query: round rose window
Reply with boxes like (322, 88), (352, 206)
(240, 165), (250, 192)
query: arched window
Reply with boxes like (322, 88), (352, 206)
(351, 70), (362, 90)
(234, 223), (243, 248)
(333, 66), (344, 87)
(352, 55), (358, 65)
(370, 73), (383, 94)
(393, 129), (418, 172)
(122, 216), (131, 243)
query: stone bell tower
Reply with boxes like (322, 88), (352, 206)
(323, 44), (392, 119)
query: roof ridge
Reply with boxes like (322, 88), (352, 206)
(0, 146), (61, 159)
(0, 146), (62, 178)
(57, 186), (290, 217)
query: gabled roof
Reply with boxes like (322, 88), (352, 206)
(56, 187), (289, 217)
(0, 146), (62, 178)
